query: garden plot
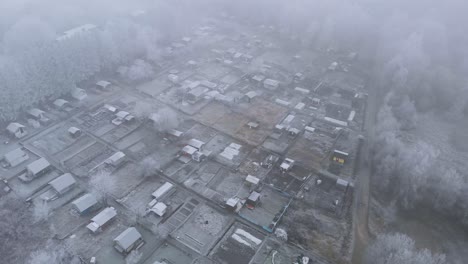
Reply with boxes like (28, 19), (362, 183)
(239, 186), (291, 231)
(194, 102), (271, 146)
(238, 148), (276, 179)
(94, 225), (162, 264)
(184, 123), (218, 143)
(100, 121), (141, 144)
(240, 99), (288, 129)
(197, 63), (231, 79)
(64, 142), (114, 176)
(143, 242), (195, 264)
(24, 121), (89, 156)
(287, 132), (336, 172)
(172, 203), (232, 255)
(211, 223), (265, 264)
(65, 216), (127, 260)
(137, 78), (173, 98)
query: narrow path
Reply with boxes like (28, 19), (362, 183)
(351, 80), (379, 264)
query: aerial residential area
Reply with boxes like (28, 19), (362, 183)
(1, 1), (467, 264)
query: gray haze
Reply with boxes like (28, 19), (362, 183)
(0, 0), (467, 264)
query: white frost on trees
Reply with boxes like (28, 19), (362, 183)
(365, 233), (446, 264)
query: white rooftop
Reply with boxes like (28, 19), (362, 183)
(114, 227), (142, 250)
(72, 193), (98, 213)
(49, 173), (76, 194)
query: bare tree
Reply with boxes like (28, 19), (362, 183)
(150, 107), (179, 133)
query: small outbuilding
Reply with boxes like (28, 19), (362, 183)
(71, 87), (87, 101)
(263, 79), (280, 90)
(113, 227), (144, 254)
(49, 173), (76, 195)
(246, 191), (261, 208)
(245, 175), (260, 186)
(3, 148), (29, 167)
(152, 182), (174, 200)
(149, 202), (167, 217)
(6, 122), (27, 139)
(53, 99), (71, 109)
(68, 127), (82, 138)
(72, 193), (99, 215)
(187, 139), (205, 151)
(87, 207), (117, 233)
(105, 151), (126, 167)
(27, 108), (48, 122)
(26, 157), (51, 178)
(96, 80), (111, 90)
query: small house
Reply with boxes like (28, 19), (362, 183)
(152, 182), (174, 200)
(247, 121), (259, 129)
(49, 173), (76, 196)
(72, 193), (99, 215)
(27, 108), (48, 122)
(294, 87), (309, 94)
(187, 139), (205, 151)
(263, 79), (280, 90)
(280, 158), (295, 173)
(103, 104), (118, 113)
(87, 207), (117, 233)
(225, 197), (241, 211)
(53, 99), (71, 109)
(245, 175), (260, 186)
(336, 178), (349, 191)
(3, 148), (29, 167)
(96, 80), (111, 90)
(251, 75), (265, 84)
(105, 152), (126, 167)
(246, 191), (261, 208)
(149, 202), (167, 217)
(201, 80), (217, 89)
(112, 111), (135, 126)
(71, 87), (87, 101)
(167, 129), (183, 140)
(113, 227), (144, 254)
(68, 127), (82, 138)
(287, 127), (301, 137)
(186, 86), (206, 104)
(242, 91), (257, 103)
(26, 158), (51, 179)
(6, 122), (27, 139)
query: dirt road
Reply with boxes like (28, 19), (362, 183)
(351, 80), (380, 264)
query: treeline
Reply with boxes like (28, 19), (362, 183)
(0, 17), (160, 122)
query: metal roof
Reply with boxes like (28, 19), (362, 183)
(6, 122), (25, 133)
(49, 173), (76, 194)
(114, 227), (142, 250)
(4, 148), (28, 164)
(90, 207), (117, 227)
(72, 193), (98, 213)
(26, 158), (50, 175)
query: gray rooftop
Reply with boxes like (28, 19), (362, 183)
(72, 193), (98, 213)
(26, 158), (51, 175)
(114, 227), (142, 250)
(49, 173), (76, 194)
